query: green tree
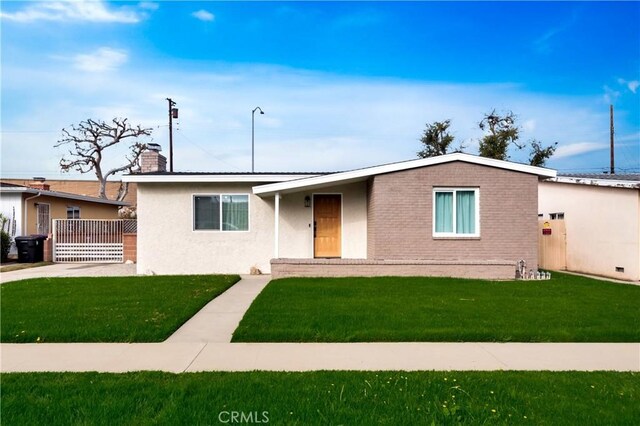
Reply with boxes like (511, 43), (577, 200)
(478, 110), (523, 160)
(529, 139), (558, 167)
(417, 120), (455, 158)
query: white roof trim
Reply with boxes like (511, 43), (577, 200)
(0, 186), (129, 206)
(253, 153), (557, 196)
(546, 176), (640, 189)
(122, 174), (319, 183)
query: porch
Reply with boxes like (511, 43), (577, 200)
(271, 258), (517, 280)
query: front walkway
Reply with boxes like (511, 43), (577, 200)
(166, 275), (271, 343)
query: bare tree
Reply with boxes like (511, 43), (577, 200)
(55, 118), (152, 201)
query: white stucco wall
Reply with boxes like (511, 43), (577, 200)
(538, 181), (640, 281)
(0, 193), (24, 254)
(137, 181), (368, 275)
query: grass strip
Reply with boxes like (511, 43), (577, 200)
(1, 371), (638, 425)
(1, 275), (239, 342)
(0, 261), (53, 273)
(233, 273), (640, 342)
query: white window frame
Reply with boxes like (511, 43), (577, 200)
(432, 188), (480, 238)
(192, 193), (250, 232)
(66, 206), (81, 219)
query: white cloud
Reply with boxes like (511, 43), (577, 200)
(73, 47), (128, 72)
(192, 9), (215, 22)
(138, 2), (159, 11)
(554, 142), (606, 159)
(617, 78), (639, 94)
(0, 0), (144, 24)
(603, 85), (620, 104)
(522, 119), (536, 132)
(1, 61), (636, 178)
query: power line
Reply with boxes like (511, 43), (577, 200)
(1, 130), (60, 133)
(174, 129), (243, 172)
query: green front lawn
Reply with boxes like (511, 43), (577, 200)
(2, 371), (638, 425)
(233, 273), (640, 342)
(1, 275), (239, 343)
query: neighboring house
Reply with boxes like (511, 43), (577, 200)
(1, 178), (137, 206)
(124, 148), (555, 279)
(539, 174), (640, 282)
(0, 181), (128, 253)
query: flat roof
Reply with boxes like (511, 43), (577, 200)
(122, 173), (322, 183)
(545, 175), (640, 189)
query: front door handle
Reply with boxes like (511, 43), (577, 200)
(314, 221), (317, 238)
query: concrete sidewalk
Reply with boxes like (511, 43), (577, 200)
(1, 342), (638, 373)
(0, 263), (137, 284)
(166, 275), (271, 343)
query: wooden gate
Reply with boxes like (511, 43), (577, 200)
(538, 219), (566, 271)
(52, 219), (135, 263)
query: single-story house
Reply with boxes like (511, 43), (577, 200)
(0, 180), (128, 254)
(124, 148), (555, 279)
(539, 174), (640, 282)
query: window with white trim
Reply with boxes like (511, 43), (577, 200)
(194, 194), (249, 231)
(67, 206), (81, 219)
(433, 188), (479, 237)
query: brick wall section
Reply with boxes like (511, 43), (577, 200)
(43, 234), (52, 262)
(366, 178), (376, 261)
(123, 233), (137, 262)
(140, 151), (167, 173)
(272, 259), (515, 280)
(367, 161), (539, 272)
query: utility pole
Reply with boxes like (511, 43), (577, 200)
(167, 98), (178, 172)
(610, 104), (615, 175)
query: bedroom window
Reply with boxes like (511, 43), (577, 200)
(194, 194), (249, 231)
(67, 206), (81, 219)
(433, 188), (479, 237)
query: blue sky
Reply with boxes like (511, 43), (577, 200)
(1, 1), (639, 178)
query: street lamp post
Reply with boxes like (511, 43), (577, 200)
(251, 106), (264, 173)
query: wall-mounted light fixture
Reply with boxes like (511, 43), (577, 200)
(304, 196), (311, 208)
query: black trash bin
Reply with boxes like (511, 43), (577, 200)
(15, 235), (47, 263)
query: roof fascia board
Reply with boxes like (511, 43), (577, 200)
(253, 153), (556, 196)
(122, 174), (319, 183)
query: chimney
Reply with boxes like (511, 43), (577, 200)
(30, 177), (50, 191)
(140, 143), (167, 173)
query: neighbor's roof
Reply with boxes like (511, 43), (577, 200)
(546, 173), (640, 189)
(122, 171), (324, 183)
(252, 153), (557, 196)
(0, 182), (130, 206)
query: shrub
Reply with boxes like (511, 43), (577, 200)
(1, 230), (11, 263)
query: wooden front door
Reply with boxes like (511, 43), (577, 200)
(314, 194), (341, 258)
